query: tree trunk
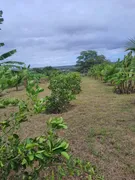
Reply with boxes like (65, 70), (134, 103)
(24, 79), (27, 88)
(16, 85), (18, 91)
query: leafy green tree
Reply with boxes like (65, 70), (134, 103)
(43, 66), (57, 76)
(43, 66), (54, 71)
(32, 67), (44, 73)
(76, 50), (108, 73)
(0, 11), (17, 64)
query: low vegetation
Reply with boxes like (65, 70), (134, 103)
(88, 51), (135, 94)
(0, 98), (19, 108)
(46, 72), (81, 113)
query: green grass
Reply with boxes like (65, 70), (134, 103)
(129, 125), (135, 132)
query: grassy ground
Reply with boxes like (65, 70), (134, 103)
(0, 77), (135, 180)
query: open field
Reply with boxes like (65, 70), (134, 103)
(1, 77), (135, 180)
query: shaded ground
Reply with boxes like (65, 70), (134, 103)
(0, 77), (135, 180)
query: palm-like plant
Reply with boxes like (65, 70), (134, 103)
(126, 38), (135, 52)
(0, 11), (29, 92)
(88, 52), (135, 94)
(0, 11), (17, 64)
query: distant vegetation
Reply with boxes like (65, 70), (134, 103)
(75, 50), (109, 73)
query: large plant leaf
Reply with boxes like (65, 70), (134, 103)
(1, 61), (24, 65)
(0, 49), (17, 60)
(126, 38), (135, 52)
(61, 151), (70, 160)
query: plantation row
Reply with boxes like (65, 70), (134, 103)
(88, 51), (135, 94)
(0, 66), (81, 113)
(0, 69), (103, 179)
(0, 65), (52, 94)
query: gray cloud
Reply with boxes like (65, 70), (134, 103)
(1, 0), (135, 67)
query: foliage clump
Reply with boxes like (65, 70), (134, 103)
(76, 50), (109, 73)
(46, 72), (81, 113)
(88, 51), (135, 94)
(0, 98), (19, 108)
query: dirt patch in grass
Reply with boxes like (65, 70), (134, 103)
(0, 77), (135, 180)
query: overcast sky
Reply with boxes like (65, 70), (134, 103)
(1, 0), (135, 67)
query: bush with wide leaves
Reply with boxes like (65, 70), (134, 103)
(0, 107), (99, 180)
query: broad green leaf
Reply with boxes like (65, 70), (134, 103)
(61, 151), (70, 160)
(35, 153), (44, 160)
(0, 161), (4, 167)
(47, 140), (52, 151)
(28, 154), (34, 161)
(0, 49), (17, 61)
(37, 150), (45, 154)
(52, 141), (69, 151)
(26, 143), (38, 149)
(22, 158), (27, 165)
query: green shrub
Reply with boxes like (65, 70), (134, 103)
(48, 72), (81, 95)
(0, 98), (19, 108)
(0, 112), (98, 180)
(26, 79), (46, 113)
(0, 114), (69, 179)
(46, 72), (81, 113)
(48, 69), (62, 80)
(26, 80), (44, 103)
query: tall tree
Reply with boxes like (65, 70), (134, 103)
(76, 50), (108, 73)
(0, 11), (28, 91)
(0, 10), (17, 64)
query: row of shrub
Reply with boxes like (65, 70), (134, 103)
(88, 51), (135, 94)
(0, 72), (81, 114)
(0, 71), (103, 179)
(26, 72), (81, 114)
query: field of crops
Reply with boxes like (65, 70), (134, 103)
(1, 4), (135, 179)
(1, 77), (135, 179)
